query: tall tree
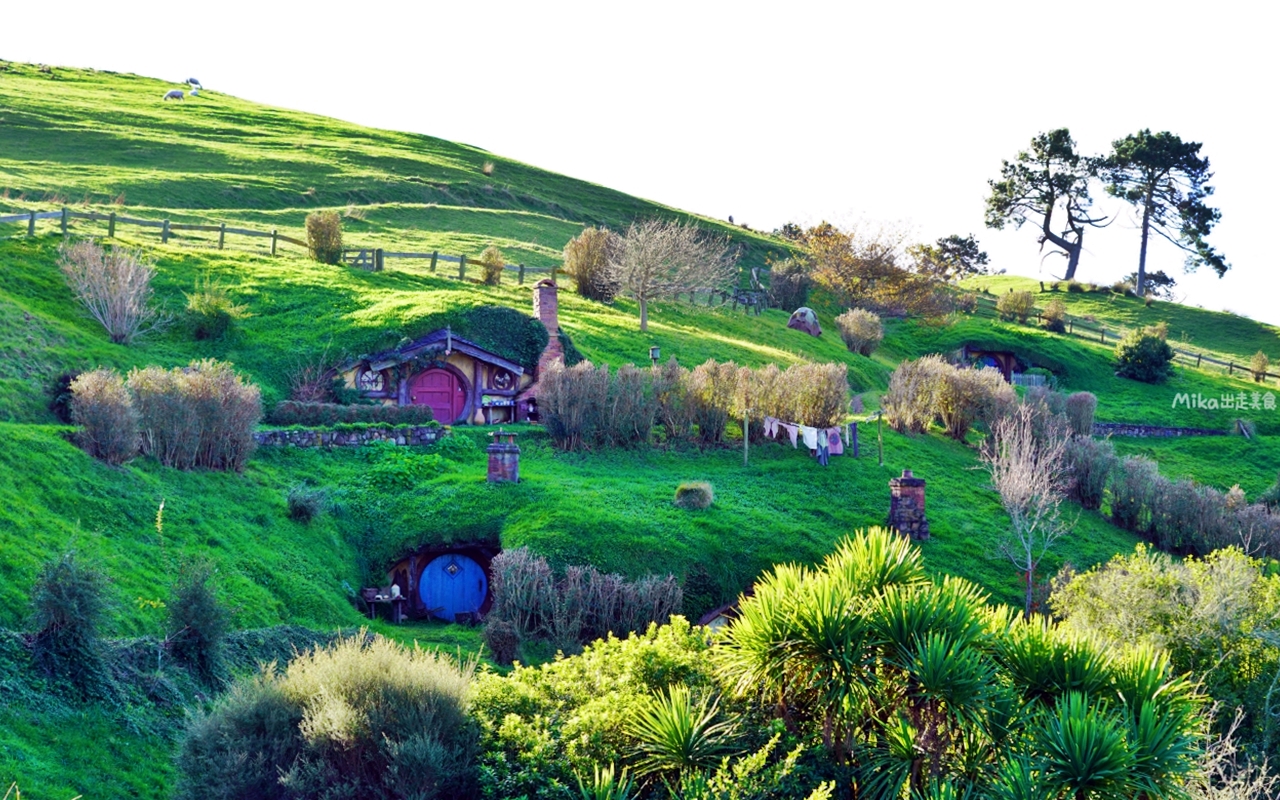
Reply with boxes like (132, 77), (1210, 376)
(985, 129), (1105, 281)
(1102, 129), (1228, 297)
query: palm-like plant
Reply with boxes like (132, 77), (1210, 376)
(627, 683), (737, 780)
(576, 763), (634, 800)
(1035, 693), (1135, 800)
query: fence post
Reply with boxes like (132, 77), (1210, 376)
(271, 229), (278, 256)
(374, 248), (384, 271)
(1068, 320), (1073, 334)
(458, 254), (466, 281)
(1196, 354), (1202, 368)
(161, 219), (170, 244)
(429, 251), (438, 273)
(60, 207), (68, 236)
(1100, 330), (1105, 344)
(27, 210), (35, 236)
(1229, 362), (1234, 376)
(108, 212), (116, 238)
(518, 264), (525, 284)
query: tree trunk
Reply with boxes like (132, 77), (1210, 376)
(1136, 190), (1153, 297)
(1063, 246), (1080, 281)
(639, 297), (648, 332)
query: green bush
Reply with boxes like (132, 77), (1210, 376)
(286, 484), (328, 523)
(996, 289), (1035, 323)
(176, 633), (478, 800)
(431, 433), (480, 462)
(478, 245), (505, 286)
(267, 401), (435, 427)
(1041, 298), (1067, 333)
(563, 227), (620, 302)
(674, 481), (714, 510)
(184, 277), (248, 340)
(70, 368), (140, 465)
(1115, 331), (1175, 383)
(29, 552), (112, 699)
(1251, 350), (1270, 383)
(834, 308), (883, 356)
(305, 211), (343, 265)
(472, 618), (713, 800)
(168, 559), (230, 685)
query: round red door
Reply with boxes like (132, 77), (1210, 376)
(408, 369), (467, 423)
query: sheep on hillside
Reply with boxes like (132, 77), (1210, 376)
(187, 78), (202, 89)
(163, 89), (185, 101)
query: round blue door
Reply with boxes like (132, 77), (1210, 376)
(419, 554), (488, 621)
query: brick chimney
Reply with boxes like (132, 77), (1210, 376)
(533, 279), (563, 376)
(888, 469), (929, 541)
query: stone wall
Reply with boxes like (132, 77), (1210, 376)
(253, 424), (444, 448)
(1092, 423), (1226, 438)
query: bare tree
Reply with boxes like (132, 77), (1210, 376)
(982, 403), (1070, 617)
(609, 219), (738, 331)
(59, 240), (167, 344)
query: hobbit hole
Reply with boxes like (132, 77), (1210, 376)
(340, 285), (565, 423)
(383, 542), (498, 622)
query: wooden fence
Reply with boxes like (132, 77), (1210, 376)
(972, 294), (1280, 383)
(0, 206), (553, 286)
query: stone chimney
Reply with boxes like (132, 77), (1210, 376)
(888, 469), (929, 541)
(487, 430), (520, 483)
(533, 279), (563, 376)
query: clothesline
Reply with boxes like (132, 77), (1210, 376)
(763, 417), (847, 465)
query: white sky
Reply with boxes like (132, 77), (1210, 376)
(5, 1), (1277, 327)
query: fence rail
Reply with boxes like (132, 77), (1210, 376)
(2, 206), (552, 286)
(973, 295), (1280, 383)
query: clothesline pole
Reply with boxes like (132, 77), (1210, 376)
(743, 410), (750, 466)
(877, 413), (884, 467)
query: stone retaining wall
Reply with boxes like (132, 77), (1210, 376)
(253, 425), (444, 448)
(1092, 423), (1226, 438)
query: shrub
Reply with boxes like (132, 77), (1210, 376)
(688, 360), (736, 444)
(882, 355), (948, 434)
(1115, 331), (1175, 383)
(955, 292), (978, 314)
(128, 359), (262, 471)
(305, 211), (342, 265)
(1259, 473), (1280, 511)
(835, 308), (884, 356)
(48, 370), (79, 423)
(29, 552), (111, 698)
(996, 289), (1035, 323)
(1041, 298), (1067, 332)
(1064, 436), (1117, 510)
(267, 401), (435, 427)
(184, 277), (248, 340)
(58, 240), (166, 344)
(765, 258), (812, 310)
(935, 366), (1014, 441)
(478, 245), (505, 286)
(70, 368), (140, 465)
(287, 484), (328, 523)
(1109, 456), (1160, 534)
(1251, 351), (1270, 383)
(176, 633), (477, 800)
(782, 362), (849, 429)
(563, 227), (620, 302)
(674, 482), (714, 510)
(484, 547), (682, 662)
(168, 559), (230, 685)
(432, 433), (480, 462)
(1064, 391), (1097, 437)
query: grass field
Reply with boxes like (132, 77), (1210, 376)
(1, 59), (1278, 798)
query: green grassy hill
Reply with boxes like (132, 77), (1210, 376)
(2, 60), (1278, 798)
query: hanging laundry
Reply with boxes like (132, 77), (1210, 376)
(780, 423), (799, 447)
(826, 427), (844, 456)
(764, 416), (779, 438)
(800, 425), (819, 451)
(817, 436), (830, 466)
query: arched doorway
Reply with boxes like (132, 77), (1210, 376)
(408, 368), (468, 423)
(418, 553), (488, 621)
